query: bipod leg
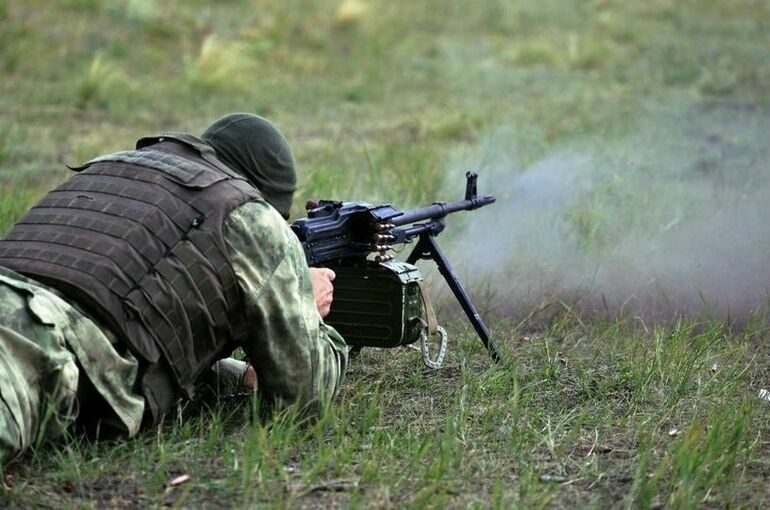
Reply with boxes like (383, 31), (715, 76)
(406, 234), (502, 362)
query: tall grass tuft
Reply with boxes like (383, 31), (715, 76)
(334, 0), (367, 29)
(74, 52), (129, 111)
(183, 35), (254, 94)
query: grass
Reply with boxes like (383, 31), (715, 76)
(2, 317), (768, 507)
(1, 0), (769, 507)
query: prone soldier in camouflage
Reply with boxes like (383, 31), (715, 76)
(0, 113), (348, 465)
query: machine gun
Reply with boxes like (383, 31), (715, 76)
(291, 172), (501, 367)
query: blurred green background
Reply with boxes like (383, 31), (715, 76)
(2, 0), (767, 227)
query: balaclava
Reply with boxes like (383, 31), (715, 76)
(202, 113), (297, 219)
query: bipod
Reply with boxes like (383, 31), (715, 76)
(405, 231), (502, 362)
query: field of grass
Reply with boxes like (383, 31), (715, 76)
(1, 0), (769, 507)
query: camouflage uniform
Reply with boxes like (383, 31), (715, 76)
(0, 142), (347, 466)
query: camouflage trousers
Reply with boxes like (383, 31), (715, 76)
(0, 267), (148, 466)
(0, 267), (253, 466)
(0, 281), (80, 466)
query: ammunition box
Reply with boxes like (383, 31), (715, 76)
(325, 261), (423, 348)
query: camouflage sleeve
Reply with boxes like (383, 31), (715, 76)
(223, 200), (348, 412)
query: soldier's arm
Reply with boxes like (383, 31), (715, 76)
(223, 200), (348, 413)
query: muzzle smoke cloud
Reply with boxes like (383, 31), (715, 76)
(437, 101), (770, 322)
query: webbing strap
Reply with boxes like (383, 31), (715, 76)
(417, 281), (438, 336)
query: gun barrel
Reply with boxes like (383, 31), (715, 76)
(391, 194), (495, 227)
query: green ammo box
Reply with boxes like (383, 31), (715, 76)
(325, 261), (424, 348)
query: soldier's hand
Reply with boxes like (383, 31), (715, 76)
(309, 267), (335, 318)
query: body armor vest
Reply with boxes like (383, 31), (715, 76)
(0, 134), (261, 422)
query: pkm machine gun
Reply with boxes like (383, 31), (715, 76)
(291, 172), (501, 367)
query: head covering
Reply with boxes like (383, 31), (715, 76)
(201, 113), (297, 219)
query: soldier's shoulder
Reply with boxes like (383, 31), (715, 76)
(228, 200), (291, 236)
(224, 200), (296, 265)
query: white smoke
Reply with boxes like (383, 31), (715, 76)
(433, 101), (770, 321)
